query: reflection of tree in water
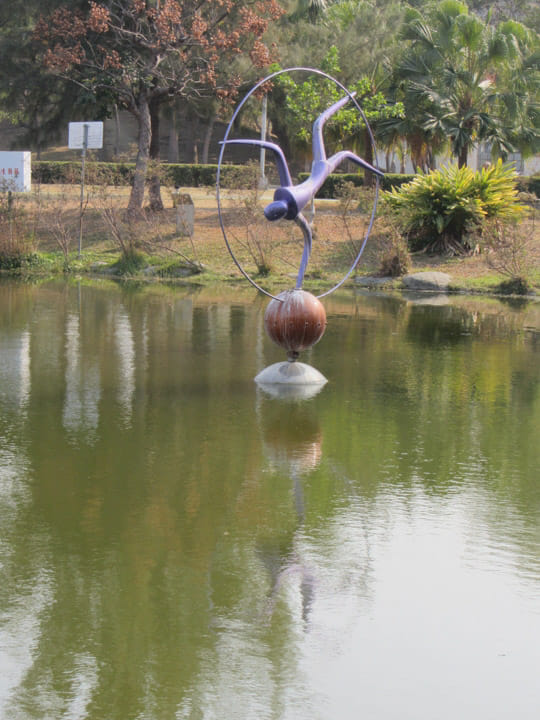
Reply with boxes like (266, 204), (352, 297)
(63, 312), (102, 440)
(0, 325), (57, 718)
(405, 301), (539, 345)
(0, 284), (266, 719)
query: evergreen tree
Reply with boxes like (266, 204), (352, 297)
(383, 0), (540, 168)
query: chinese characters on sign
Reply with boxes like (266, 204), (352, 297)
(0, 152), (31, 192)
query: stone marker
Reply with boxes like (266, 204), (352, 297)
(402, 271), (452, 291)
(173, 192), (194, 237)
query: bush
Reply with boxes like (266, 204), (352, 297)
(298, 172), (364, 198)
(381, 173), (416, 191)
(0, 191), (37, 268)
(221, 160), (274, 276)
(498, 277), (531, 295)
(0, 250), (25, 270)
(33, 161), (134, 186)
(296, 171), (415, 199)
(32, 161), (251, 188)
(378, 238), (411, 277)
(482, 217), (536, 292)
(384, 161), (525, 254)
(374, 219), (411, 277)
(112, 250), (147, 276)
(32, 161), (416, 194)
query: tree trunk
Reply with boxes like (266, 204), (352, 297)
(148, 97), (164, 211)
(410, 135), (424, 172)
(127, 93), (151, 216)
(167, 102), (179, 163)
(201, 112), (216, 165)
(363, 126), (375, 187)
(113, 104), (121, 158)
(458, 145), (468, 168)
(269, 111), (291, 161)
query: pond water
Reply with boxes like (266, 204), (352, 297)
(0, 279), (539, 720)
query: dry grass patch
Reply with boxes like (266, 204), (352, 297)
(3, 182), (539, 294)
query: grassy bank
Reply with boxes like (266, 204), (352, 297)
(1, 183), (539, 297)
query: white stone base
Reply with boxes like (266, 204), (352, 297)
(255, 361), (327, 387)
(256, 361), (327, 400)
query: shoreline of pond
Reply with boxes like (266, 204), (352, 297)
(1, 255), (538, 307)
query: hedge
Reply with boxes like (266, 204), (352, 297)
(297, 171), (417, 198)
(297, 172), (363, 198)
(32, 161), (252, 188)
(33, 160), (536, 197)
(300, 171), (540, 199)
(33, 161), (133, 185)
(381, 173), (418, 190)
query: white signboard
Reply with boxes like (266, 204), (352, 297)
(0, 151), (31, 192)
(68, 121), (103, 150)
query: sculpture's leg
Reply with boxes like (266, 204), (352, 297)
(294, 213), (312, 290)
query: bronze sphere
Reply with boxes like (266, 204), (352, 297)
(264, 290), (327, 360)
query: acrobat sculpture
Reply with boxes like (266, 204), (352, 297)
(216, 68), (383, 388)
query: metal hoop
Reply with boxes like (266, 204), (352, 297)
(216, 67), (381, 301)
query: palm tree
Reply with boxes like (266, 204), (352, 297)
(289, 0), (330, 24)
(386, 0), (540, 168)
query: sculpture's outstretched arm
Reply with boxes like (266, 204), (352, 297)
(312, 92), (356, 163)
(327, 150), (384, 178)
(219, 139), (292, 187)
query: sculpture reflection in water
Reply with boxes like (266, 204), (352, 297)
(255, 395), (323, 627)
(217, 68), (383, 389)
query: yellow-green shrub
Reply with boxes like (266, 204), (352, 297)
(384, 161), (525, 253)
